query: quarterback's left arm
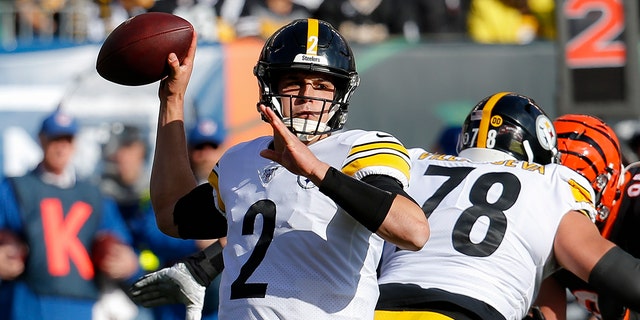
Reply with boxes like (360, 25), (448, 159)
(258, 105), (429, 251)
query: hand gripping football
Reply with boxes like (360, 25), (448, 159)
(96, 12), (194, 86)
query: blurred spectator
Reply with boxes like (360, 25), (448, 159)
(431, 125), (461, 155)
(0, 229), (28, 282)
(100, 123), (149, 219)
(138, 119), (226, 320)
(416, 0), (471, 35)
(90, 0), (153, 39)
(149, 0), (221, 42)
(13, 0), (67, 38)
(188, 118), (226, 183)
(0, 110), (140, 320)
(292, 0), (322, 11)
(313, 0), (421, 44)
(233, 0), (311, 40)
(627, 132), (640, 165)
(413, 0), (451, 35)
(614, 119), (640, 166)
(213, 0), (244, 42)
(467, 0), (555, 44)
(99, 121), (222, 320)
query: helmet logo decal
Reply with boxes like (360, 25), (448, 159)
(294, 19), (330, 66)
(306, 18), (319, 55)
(490, 115), (503, 127)
(535, 115), (556, 151)
(293, 54), (329, 65)
(470, 110), (483, 121)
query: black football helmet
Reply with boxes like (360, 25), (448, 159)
(457, 92), (558, 164)
(253, 18), (360, 139)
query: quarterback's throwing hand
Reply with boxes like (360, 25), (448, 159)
(129, 262), (205, 320)
(258, 104), (329, 182)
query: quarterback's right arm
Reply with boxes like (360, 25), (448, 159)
(151, 34), (198, 237)
(554, 210), (640, 312)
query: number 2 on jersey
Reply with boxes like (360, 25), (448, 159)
(230, 200), (276, 300)
(420, 165), (521, 257)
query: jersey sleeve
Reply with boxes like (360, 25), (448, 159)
(341, 131), (411, 188)
(209, 162), (226, 216)
(557, 165), (597, 221)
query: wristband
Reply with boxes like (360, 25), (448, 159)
(181, 241), (224, 287)
(589, 246), (640, 311)
(319, 167), (395, 232)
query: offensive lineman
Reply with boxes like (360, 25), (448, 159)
(375, 92), (640, 320)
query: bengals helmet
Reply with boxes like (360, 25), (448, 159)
(554, 114), (625, 234)
(457, 92), (558, 165)
(253, 18), (360, 140)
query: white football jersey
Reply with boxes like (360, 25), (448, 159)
(377, 148), (597, 320)
(209, 130), (411, 319)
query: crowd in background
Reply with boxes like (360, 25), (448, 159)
(0, 111), (228, 320)
(2, 1), (640, 319)
(2, 0), (561, 50)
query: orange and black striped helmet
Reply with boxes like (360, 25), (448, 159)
(554, 114), (625, 234)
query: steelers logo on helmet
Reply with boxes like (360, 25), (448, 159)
(535, 115), (556, 151)
(254, 18), (360, 142)
(457, 92), (558, 165)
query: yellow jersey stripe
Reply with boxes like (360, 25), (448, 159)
(374, 310), (454, 320)
(568, 178), (593, 204)
(306, 18), (319, 55)
(348, 141), (409, 158)
(342, 153), (411, 180)
(208, 169), (226, 212)
(478, 91), (510, 148)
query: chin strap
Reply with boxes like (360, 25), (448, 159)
(283, 117), (332, 142)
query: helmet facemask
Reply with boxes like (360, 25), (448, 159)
(255, 65), (359, 142)
(271, 92), (344, 142)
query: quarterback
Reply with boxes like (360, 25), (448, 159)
(136, 18), (429, 319)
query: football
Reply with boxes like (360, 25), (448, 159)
(96, 12), (194, 86)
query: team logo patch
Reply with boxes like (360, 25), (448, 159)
(258, 164), (280, 186)
(297, 176), (316, 189)
(535, 115), (556, 151)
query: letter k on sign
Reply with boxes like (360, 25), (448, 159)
(41, 198), (94, 280)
